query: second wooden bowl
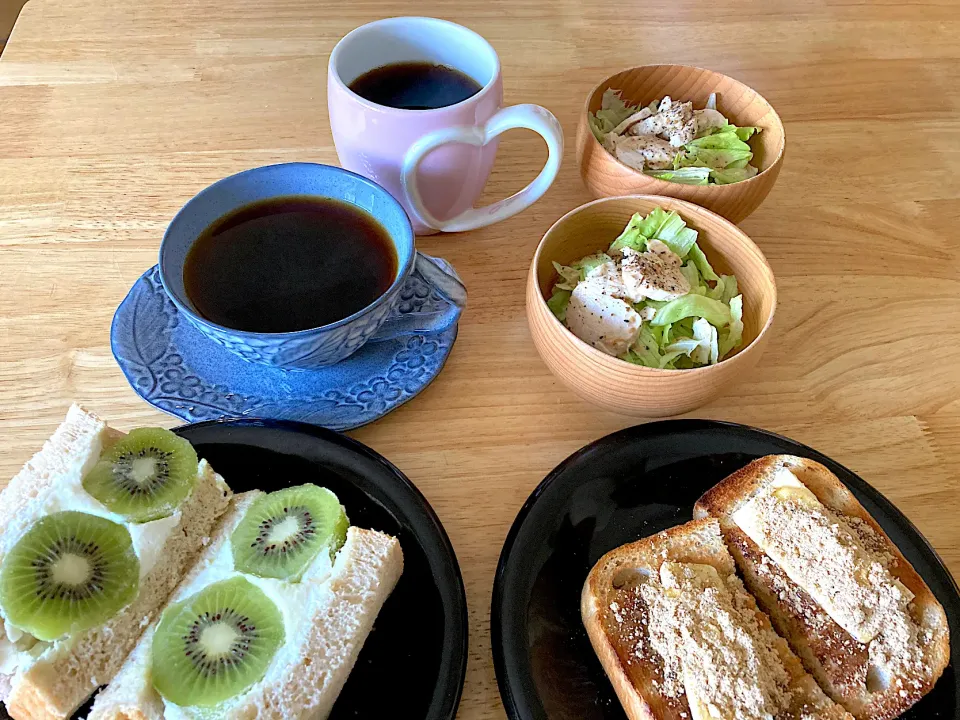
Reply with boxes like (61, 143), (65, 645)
(576, 65), (785, 224)
(527, 196), (776, 417)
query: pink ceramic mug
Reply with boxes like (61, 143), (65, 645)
(328, 17), (563, 235)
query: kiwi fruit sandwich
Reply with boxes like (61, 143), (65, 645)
(0, 405), (233, 720)
(89, 484), (403, 720)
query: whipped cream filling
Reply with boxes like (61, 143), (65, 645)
(162, 505), (340, 720)
(34, 478), (183, 582)
(0, 438), (199, 678)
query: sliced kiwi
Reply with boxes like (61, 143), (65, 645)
(0, 511), (140, 641)
(231, 484), (348, 581)
(151, 576), (284, 707)
(82, 427), (198, 522)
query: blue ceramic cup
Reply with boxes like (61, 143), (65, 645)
(158, 163), (467, 369)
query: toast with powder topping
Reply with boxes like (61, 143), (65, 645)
(581, 517), (853, 720)
(694, 455), (950, 720)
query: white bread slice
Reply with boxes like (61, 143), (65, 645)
(581, 518), (853, 720)
(89, 493), (404, 720)
(0, 405), (233, 720)
(694, 455), (950, 720)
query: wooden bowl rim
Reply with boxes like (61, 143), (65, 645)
(530, 194), (778, 377)
(581, 64), (786, 191)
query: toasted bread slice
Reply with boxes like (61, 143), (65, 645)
(581, 518), (852, 720)
(89, 492), (404, 720)
(0, 405), (233, 720)
(694, 455), (950, 720)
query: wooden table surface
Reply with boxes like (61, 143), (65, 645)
(1, 0), (959, 717)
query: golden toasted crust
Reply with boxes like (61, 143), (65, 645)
(582, 519), (731, 720)
(694, 454), (951, 720)
(581, 518), (851, 720)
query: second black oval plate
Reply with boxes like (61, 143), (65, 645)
(65, 419), (467, 720)
(491, 420), (960, 720)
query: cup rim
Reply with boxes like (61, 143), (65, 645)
(530, 194), (777, 375)
(157, 162), (417, 338)
(582, 64), (786, 191)
(328, 16), (501, 115)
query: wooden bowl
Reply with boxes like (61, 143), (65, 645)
(576, 65), (785, 224)
(527, 196), (776, 417)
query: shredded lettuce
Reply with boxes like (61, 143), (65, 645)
(608, 209), (697, 260)
(650, 294), (732, 328)
(664, 337), (701, 356)
(575, 253), (613, 277)
(589, 89), (637, 141)
(694, 318), (720, 365)
(686, 128), (752, 151)
(675, 122), (760, 183)
(677, 147), (753, 171)
(679, 262), (701, 293)
(706, 274), (739, 303)
(652, 213), (698, 259)
(551, 261), (580, 291)
(608, 212), (652, 254)
(624, 324), (688, 369)
(548, 207), (745, 370)
(588, 92), (762, 185)
(552, 254), (614, 290)
(710, 166), (759, 185)
(547, 289), (571, 321)
(645, 167), (711, 185)
(687, 244), (720, 283)
(627, 324), (663, 368)
(718, 294), (744, 358)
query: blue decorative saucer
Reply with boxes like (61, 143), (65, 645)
(111, 264), (459, 429)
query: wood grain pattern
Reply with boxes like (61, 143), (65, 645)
(0, 2), (959, 718)
(576, 65), (785, 223)
(527, 195), (776, 416)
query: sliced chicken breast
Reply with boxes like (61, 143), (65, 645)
(645, 239), (684, 267)
(620, 243), (690, 302)
(694, 108), (727, 135)
(608, 134), (676, 170)
(565, 279), (642, 356)
(610, 107), (653, 136)
(629, 97), (694, 144)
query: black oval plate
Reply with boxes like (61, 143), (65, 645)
(62, 419), (467, 720)
(491, 420), (959, 720)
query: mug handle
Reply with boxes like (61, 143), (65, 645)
(367, 252), (467, 342)
(400, 104), (564, 233)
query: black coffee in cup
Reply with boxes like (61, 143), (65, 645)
(182, 196), (397, 333)
(348, 61), (482, 110)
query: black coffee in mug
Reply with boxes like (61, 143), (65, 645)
(182, 196), (397, 333)
(348, 61), (482, 110)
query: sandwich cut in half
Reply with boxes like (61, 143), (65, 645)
(581, 517), (854, 720)
(89, 483), (403, 720)
(0, 405), (233, 720)
(694, 455), (951, 720)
